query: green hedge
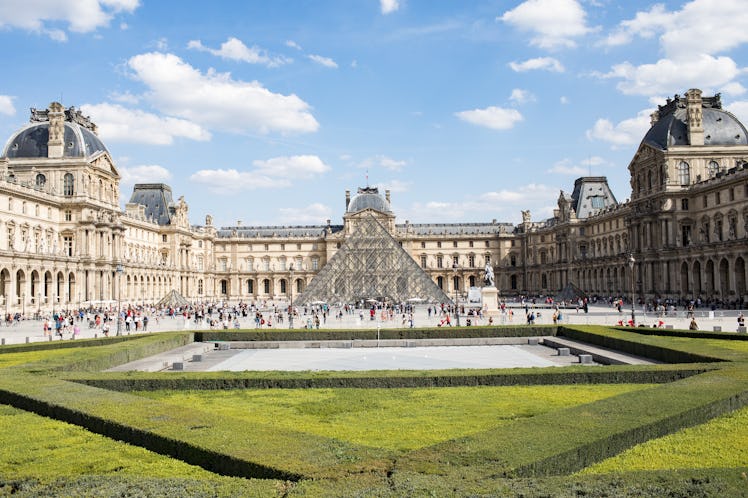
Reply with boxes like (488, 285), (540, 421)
(559, 325), (728, 363)
(194, 325), (556, 343)
(70, 364), (714, 392)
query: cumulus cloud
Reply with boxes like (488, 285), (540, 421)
(726, 100), (748, 129)
(377, 179), (410, 193)
(403, 183), (557, 223)
(308, 54), (338, 68)
(189, 155), (331, 194)
(509, 57), (564, 73)
(0, 95), (16, 116)
(187, 37), (290, 67)
(118, 164), (172, 185)
(81, 102), (210, 145)
(0, 0), (139, 40)
(600, 54), (741, 97)
(548, 156), (609, 175)
(278, 203), (332, 224)
(127, 52), (319, 135)
(455, 106), (523, 130)
(357, 155), (407, 172)
(601, 0), (748, 59)
(499, 0), (593, 49)
(509, 88), (536, 105)
(586, 109), (652, 148)
(380, 0), (400, 14)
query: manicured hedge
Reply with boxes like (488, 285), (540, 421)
(194, 325), (557, 343)
(70, 364), (715, 392)
(559, 325), (729, 363)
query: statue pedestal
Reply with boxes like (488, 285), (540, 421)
(481, 287), (500, 318)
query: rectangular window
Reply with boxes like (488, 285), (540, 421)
(729, 188), (735, 201)
(716, 191), (721, 205)
(280, 243), (285, 250)
(468, 255), (475, 267)
(312, 258), (319, 270)
(420, 255), (427, 268)
(64, 210), (72, 221)
(579, 227), (585, 236)
(469, 241), (474, 248)
(420, 241), (426, 248)
(219, 259), (227, 271)
(485, 254), (491, 264)
(437, 255), (443, 268)
(297, 243), (301, 250)
(264, 244), (269, 251)
(437, 241), (442, 248)
(681, 198), (689, 210)
(162, 234), (167, 242)
(453, 241), (458, 248)
(682, 225), (691, 247)
(485, 240), (490, 248)
(703, 195), (708, 208)
(452, 255), (459, 267)
(197, 256), (203, 271)
(63, 236), (73, 256)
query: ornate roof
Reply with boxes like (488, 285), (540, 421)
(347, 186), (391, 214)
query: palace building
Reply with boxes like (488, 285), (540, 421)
(0, 89), (746, 314)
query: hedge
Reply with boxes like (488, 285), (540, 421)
(69, 364), (715, 392)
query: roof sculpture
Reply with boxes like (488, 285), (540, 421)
(295, 213), (452, 306)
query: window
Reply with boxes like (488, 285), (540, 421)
(219, 259), (227, 271)
(485, 240), (490, 248)
(468, 254), (475, 267)
(264, 244), (269, 251)
(63, 236), (73, 256)
(35, 173), (46, 188)
(162, 234), (167, 242)
(510, 255), (517, 267)
(280, 243), (285, 250)
(579, 227), (585, 236)
(220, 280), (228, 295)
(420, 255), (427, 268)
(678, 161), (690, 186)
(715, 191), (721, 205)
(64, 210), (72, 221)
(420, 241), (426, 248)
(198, 280), (204, 294)
(437, 241), (442, 248)
(540, 235), (545, 243)
(246, 279), (253, 294)
(312, 258), (319, 270)
(681, 225), (692, 247)
(681, 199), (689, 211)
(452, 255), (459, 267)
(511, 240), (515, 247)
(469, 241), (474, 248)
(453, 241), (458, 248)
(21, 201), (26, 214)
(590, 196), (605, 209)
(485, 254), (491, 264)
(437, 255), (443, 268)
(63, 173), (74, 196)
(703, 195), (708, 208)
(197, 256), (203, 271)
(198, 240), (203, 248)
(263, 259), (270, 271)
(708, 160), (720, 178)
(297, 243), (301, 250)
(729, 188), (735, 201)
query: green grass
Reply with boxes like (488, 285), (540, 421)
(133, 384), (654, 451)
(579, 403), (748, 473)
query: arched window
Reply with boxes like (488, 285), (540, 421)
(708, 160), (720, 178)
(63, 173), (74, 196)
(35, 173), (46, 188)
(678, 161), (690, 186)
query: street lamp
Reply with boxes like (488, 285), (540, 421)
(288, 264), (294, 329)
(452, 263), (461, 326)
(628, 254), (636, 327)
(116, 264), (123, 335)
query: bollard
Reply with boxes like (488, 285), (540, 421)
(558, 347), (570, 356)
(25, 337), (29, 343)
(1, 338), (4, 345)
(579, 354), (593, 365)
(49, 335), (52, 342)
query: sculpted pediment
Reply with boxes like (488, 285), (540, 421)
(89, 151), (120, 179)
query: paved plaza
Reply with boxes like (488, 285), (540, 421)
(0, 302), (744, 348)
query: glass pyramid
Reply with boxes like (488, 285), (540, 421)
(295, 214), (452, 306)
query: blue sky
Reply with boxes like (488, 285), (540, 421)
(1, 0), (747, 227)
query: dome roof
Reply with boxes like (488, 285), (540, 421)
(347, 187), (391, 214)
(2, 121), (108, 159)
(643, 93), (748, 150)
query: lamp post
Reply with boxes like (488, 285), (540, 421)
(452, 263), (461, 326)
(288, 264), (294, 329)
(628, 254), (636, 327)
(116, 264), (123, 335)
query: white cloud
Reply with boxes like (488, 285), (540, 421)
(509, 88), (536, 105)
(720, 82), (746, 97)
(378, 179), (410, 193)
(0, 95), (16, 116)
(285, 40), (302, 50)
(187, 38), (290, 67)
(586, 109), (652, 148)
(0, 0), (139, 40)
(499, 0), (593, 49)
(81, 102), (210, 145)
(358, 155), (407, 172)
(455, 106), (523, 130)
(726, 101), (748, 129)
(119, 164), (172, 185)
(601, 54), (741, 97)
(380, 0), (400, 15)
(548, 156), (608, 175)
(602, 0), (748, 59)
(403, 183), (557, 223)
(190, 155), (331, 194)
(560, 96), (569, 104)
(509, 57), (564, 73)
(127, 52), (319, 135)
(308, 54), (338, 68)
(108, 91), (139, 105)
(278, 203), (332, 224)
(251, 155), (332, 178)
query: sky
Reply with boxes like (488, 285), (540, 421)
(0, 0), (747, 228)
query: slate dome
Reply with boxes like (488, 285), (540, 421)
(347, 187), (391, 214)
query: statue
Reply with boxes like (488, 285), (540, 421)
(484, 262), (495, 288)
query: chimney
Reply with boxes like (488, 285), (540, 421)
(47, 102), (64, 158)
(686, 89), (704, 146)
(345, 190), (350, 210)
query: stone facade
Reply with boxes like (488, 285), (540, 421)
(0, 92), (746, 314)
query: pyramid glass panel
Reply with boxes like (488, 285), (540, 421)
(295, 214), (451, 306)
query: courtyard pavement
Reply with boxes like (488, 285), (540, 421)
(0, 302), (744, 347)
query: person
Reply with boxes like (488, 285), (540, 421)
(689, 317), (698, 330)
(738, 313), (745, 329)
